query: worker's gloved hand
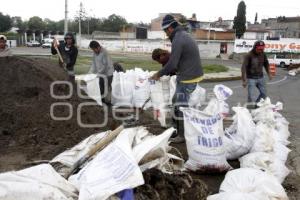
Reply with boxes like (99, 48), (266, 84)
(150, 72), (160, 81)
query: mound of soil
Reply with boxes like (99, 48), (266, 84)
(0, 56), (118, 171)
(135, 168), (210, 200)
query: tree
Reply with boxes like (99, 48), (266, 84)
(44, 18), (57, 31)
(233, 1), (246, 39)
(254, 13), (258, 24)
(0, 12), (12, 32)
(101, 14), (128, 32)
(28, 16), (45, 30)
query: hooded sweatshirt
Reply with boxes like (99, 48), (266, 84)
(0, 46), (12, 57)
(158, 26), (203, 82)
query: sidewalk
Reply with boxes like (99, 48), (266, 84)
(203, 66), (241, 82)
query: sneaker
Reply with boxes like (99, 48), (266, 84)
(170, 135), (185, 143)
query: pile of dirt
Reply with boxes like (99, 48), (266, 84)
(0, 56), (118, 171)
(135, 168), (210, 200)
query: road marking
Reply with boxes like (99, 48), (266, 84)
(207, 76), (288, 90)
(267, 76), (287, 85)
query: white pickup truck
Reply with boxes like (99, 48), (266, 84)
(268, 53), (300, 68)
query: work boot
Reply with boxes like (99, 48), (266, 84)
(170, 119), (185, 143)
(170, 135), (185, 143)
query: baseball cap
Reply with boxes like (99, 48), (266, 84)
(0, 35), (7, 41)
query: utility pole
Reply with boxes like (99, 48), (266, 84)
(64, 0), (68, 34)
(77, 2), (82, 47)
(79, 2), (82, 37)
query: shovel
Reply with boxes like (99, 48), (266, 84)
(52, 125), (125, 178)
(53, 38), (67, 71)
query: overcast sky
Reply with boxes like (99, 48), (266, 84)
(2, 0), (300, 23)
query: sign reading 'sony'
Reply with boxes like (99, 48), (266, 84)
(234, 39), (300, 53)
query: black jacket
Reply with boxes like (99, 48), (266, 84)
(51, 41), (78, 71)
(242, 50), (269, 80)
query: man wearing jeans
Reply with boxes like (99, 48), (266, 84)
(241, 40), (272, 108)
(88, 41), (114, 104)
(151, 14), (203, 143)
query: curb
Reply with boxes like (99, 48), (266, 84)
(203, 75), (241, 82)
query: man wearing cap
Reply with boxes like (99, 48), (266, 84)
(0, 35), (12, 57)
(150, 14), (203, 143)
(242, 40), (272, 108)
(51, 32), (78, 83)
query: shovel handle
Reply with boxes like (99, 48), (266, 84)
(53, 39), (64, 64)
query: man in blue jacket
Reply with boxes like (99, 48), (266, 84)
(151, 14), (204, 143)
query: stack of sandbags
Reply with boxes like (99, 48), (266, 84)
(208, 98), (291, 199)
(241, 98), (291, 183)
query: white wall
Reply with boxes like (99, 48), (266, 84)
(7, 40), (17, 48)
(147, 31), (166, 39)
(79, 36), (234, 58)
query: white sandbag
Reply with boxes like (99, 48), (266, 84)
(204, 85), (232, 118)
(160, 76), (171, 104)
(0, 164), (78, 200)
(169, 75), (176, 105)
(181, 107), (232, 172)
(152, 105), (170, 127)
(251, 97), (276, 124)
(132, 68), (151, 108)
(68, 128), (144, 200)
(273, 143), (291, 163)
(250, 122), (276, 153)
(111, 70), (136, 107)
(149, 76), (171, 127)
(188, 84), (206, 108)
(213, 84), (233, 101)
(51, 131), (108, 169)
(224, 107), (256, 160)
(239, 152), (290, 183)
(76, 74), (102, 106)
(133, 127), (174, 171)
(204, 98), (230, 118)
(274, 113), (290, 145)
(207, 192), (266, 200)
(217, 168), (288, 200)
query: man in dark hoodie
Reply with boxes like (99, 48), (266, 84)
(241, 40), (272, 108)
(242, 41), (272, 108)
(51, 32), (78, 83)
(150, 14), (203, 143)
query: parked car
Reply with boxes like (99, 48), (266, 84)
(41, 42), (52, 48)
(268, 53), (300, 68)
(26, 40), (41, 47)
